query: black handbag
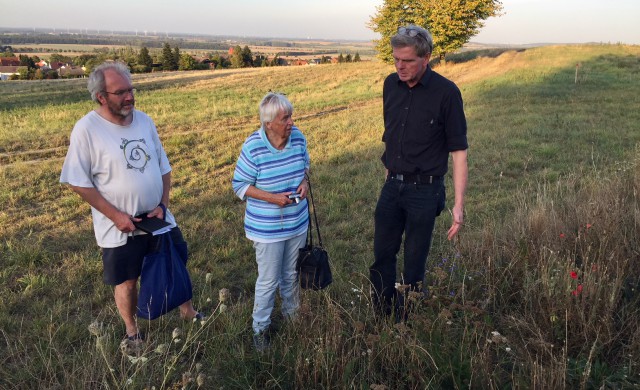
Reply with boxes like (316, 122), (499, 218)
(297, 175), (332, 290)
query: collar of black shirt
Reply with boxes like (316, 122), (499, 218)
(396, 65), (434, 88)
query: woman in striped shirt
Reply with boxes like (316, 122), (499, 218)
(232, 92), (310, 351)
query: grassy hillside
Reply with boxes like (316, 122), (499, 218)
(1, 44), (639, 388)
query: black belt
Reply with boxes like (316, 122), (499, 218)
(388, 172), (443, 184)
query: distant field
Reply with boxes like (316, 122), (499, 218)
(1, 44), (639, 388)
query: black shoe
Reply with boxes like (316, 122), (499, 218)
(253, 331), (270, 352)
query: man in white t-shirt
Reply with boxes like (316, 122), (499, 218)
(60, 61), (203, 341)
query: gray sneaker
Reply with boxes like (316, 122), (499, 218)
(253, 331), (270, 352)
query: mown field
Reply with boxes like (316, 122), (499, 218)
(1, 44), (639, 389)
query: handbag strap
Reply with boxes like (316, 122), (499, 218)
(305, 174), (323, 248)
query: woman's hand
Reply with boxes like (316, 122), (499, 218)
(297, 178), (309, 199)
(269, 192), (295, 207)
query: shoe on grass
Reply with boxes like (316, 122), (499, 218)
(120, 332), (145, 356)
(253, 331), (270, 352)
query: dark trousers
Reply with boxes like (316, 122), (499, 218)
(370, 177), (445, 314)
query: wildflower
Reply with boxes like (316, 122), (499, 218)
(196, 373), (206, 387)
(182, 371), (193, 387)
(559, 233), (566, 239)
(205, 273), (213, 283)
(219, 288), (230, 303)
(172, 328), (183, 340)
(127, 355), (148, 364)
(95, 334), (108, 351)
(572, 284), (584, 296)
(570, 271), (578, 279)
(505, 347), (512, 352)
(87, 320), (105, 337)
(154, 344), (168, 354)
(490, 330), (508, 344)
(219, 303), (227, 313)
(586, 223), (592, 229)
(206, 297), (212, 302)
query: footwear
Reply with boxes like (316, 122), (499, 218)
(253, 331), (270, 352)
(120, 332), (145, 356)
(124, 332), (144, 342)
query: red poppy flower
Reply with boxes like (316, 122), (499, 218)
(570, 271), (578, 279)
(560, 233), (566, 239)
(586, 223), (592, 229)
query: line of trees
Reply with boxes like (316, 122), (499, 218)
(4, 42), (364, 80)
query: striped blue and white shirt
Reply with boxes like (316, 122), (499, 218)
(232, 126), (310, 243)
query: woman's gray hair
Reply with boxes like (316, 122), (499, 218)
(259, 92), (293, 128)
(87, 61), (132, 103)
(391, 25), (434, 57)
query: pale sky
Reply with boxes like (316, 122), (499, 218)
(1, 0), (639, 44)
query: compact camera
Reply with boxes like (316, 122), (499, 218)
(288, 193), (301, 203)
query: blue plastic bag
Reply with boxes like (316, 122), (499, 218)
(137, 230), (193, 320)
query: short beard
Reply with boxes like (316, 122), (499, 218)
(106, 99), (134, 119)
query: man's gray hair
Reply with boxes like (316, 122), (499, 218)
(391, 25), (434, 58)
(259, 92), (293, 128)
(87, 61), (132, 103)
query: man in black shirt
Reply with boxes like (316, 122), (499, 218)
(370, 25), (469, 318)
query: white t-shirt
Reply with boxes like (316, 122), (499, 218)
(60, 110), (176, 248)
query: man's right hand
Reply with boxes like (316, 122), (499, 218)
(114, 211), (139, 233)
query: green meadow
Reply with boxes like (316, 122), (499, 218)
(1, 44), (639, 388)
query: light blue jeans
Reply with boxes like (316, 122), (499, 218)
(252, 233), (306, 334)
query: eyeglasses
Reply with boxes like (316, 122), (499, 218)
(102, 88), (136, 97)
(398, 27), (432, 51)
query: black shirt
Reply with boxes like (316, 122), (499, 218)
(381, 66), (468, 176)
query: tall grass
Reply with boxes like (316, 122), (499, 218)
(1, 44), (639, 388)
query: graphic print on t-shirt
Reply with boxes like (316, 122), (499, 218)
(120, 138), (151, 173)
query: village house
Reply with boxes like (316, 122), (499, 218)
(0, 66), (22, 80)
(0, 57), (21, 66)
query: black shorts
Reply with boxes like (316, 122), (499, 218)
(101, 227), (186, 286)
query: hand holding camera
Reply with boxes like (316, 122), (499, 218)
(288, 193), (301, 204)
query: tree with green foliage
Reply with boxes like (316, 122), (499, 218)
(137, 46), (153, 72)
(269, 54), (282, 67)
(369, 0), (502, 63)
(19, 54), (36, 69)
(338, 53), (345, 63)
(0, 46), (14, 57)
(230, 45), (244, 68)
(179, 53), (196, 70)
(345, 53), (353, 63)
(161, 42), (177, 71)
(241, 46), (253, 67)
(353, 52), (361, 62)
(172, 47), (181, 70)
